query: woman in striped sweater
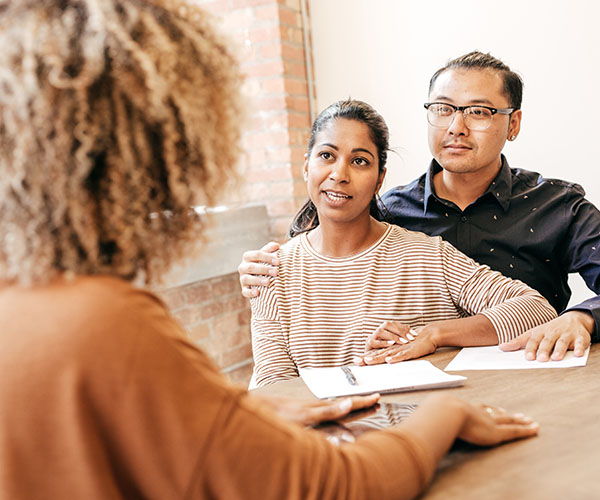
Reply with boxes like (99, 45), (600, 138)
(251, 99), (556, 387)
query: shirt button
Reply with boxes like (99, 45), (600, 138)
(461, 216), (467, 222)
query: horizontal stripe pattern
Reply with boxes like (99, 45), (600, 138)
(251, 224), (557, 387)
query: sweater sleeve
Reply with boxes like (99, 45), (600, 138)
(197, 389), (436, 500)
(440, 239), (558, 343)
(112, 287), (437, 499)
(250, 279), (299, 386)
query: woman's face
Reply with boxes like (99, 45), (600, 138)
(303, 118), (385, 227)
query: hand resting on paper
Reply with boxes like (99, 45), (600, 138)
(250, 392), (380, 426)
(499, 310), (592, 361)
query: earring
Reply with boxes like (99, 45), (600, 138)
(509, 135), (516, 141)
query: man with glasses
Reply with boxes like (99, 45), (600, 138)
(239, 51), (600, 362)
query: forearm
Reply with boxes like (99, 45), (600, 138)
(423, 314), (498, 348)
(251, 319), (298, 387)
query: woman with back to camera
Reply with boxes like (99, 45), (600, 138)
(0, 1), (539, 498)
(250, 99), (556, 387)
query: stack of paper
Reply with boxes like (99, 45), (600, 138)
(444, 346), (590, 371)
(299, 360), (466, 399)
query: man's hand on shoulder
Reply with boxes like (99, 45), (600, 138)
(238, 241), (280, 298)
(499, 310), (593, 361)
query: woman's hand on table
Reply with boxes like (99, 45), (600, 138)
(251, 392), (380, 426)
(354, 321), (437, 365)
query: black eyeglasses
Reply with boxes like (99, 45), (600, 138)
(424, 102), (515, 131)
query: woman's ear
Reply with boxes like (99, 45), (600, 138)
(303, 155), (309, 181)
(375, 167), (387, 194)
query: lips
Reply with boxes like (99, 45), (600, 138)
(443, 142), (472, 150)
(323, 190), (351, 200)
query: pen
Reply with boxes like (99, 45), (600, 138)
(341, 365), (358, 386)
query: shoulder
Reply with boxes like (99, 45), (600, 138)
(381, 224), (444, 254)
(510, 166), (586, 198)
(381, 174), (426, 204)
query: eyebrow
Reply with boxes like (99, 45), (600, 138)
(318, 143), (375, 159)
(432, 95), (496, 106)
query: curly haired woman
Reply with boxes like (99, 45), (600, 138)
(0, 1), (539, 499)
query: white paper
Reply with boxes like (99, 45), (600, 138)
(299, 360), (466, 399)
(445, 346), (590, 371)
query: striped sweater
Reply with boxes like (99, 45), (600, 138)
(251, 223), (557, 387)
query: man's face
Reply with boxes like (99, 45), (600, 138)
(427, 68), (521, 176)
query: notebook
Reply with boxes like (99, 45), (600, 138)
(299, 360), (466, 399)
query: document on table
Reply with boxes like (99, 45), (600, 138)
(299, 360), (466, 399)
(445, 346), (590, 371)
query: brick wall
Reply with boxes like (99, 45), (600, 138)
(155, 0), (314, 386)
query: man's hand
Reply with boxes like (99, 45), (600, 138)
(238, 241), (280, 298)
(251, 392), (380, 426)
(499, 310), (593, 361)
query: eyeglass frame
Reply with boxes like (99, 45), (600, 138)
(423, 102), (515, 130)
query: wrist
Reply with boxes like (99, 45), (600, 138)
(564, 310), (595, 334)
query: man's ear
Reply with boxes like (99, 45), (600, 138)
(508, 109), (522, 140)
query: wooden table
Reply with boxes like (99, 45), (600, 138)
(254, 345), (600, 499)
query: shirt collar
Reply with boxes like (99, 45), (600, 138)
(423, 154), (513, 213)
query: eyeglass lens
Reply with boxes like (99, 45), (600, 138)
(427, 104), (493, 130)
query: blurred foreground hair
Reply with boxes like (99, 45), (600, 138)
(0, 0), (243, 284)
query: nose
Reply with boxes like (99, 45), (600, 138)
(328, 159), (350, 182)
(447, 109), (469, 136)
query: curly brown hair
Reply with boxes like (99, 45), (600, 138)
(0, 0), (243, 285)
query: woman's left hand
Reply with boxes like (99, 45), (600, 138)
(355, 327), (437, 365)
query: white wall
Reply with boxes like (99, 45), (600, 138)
(308, 0), (600, 306)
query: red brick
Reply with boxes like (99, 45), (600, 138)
(255, 3), (280, 20)
(212, 275), (239, 297)
(232, 0), (275, 8)
(278, 7), (301, 27)
(268, 198), (298, 215)
(158, 286), (187, 311)
(265, 146), (292, 163)
(213, 312), (243, 335)
(252, 95), (288, 112)
(283, 78), (309, 96)
(238, 309), (251, 326)
(272, 215), (295, 237)
(261, 77), (286, 94)
(185, 281), (212, 304)
(242, 60), (284, 78)
(283, 60), (307, 79)
(248, 149), (267, 167)
(280, 43), (305, 63)
(224, 363), (254, 386)
(246, 25), (281, 43)
(220, 342), (253, 367)
(173, 307), (203, 328)
(201, 301), (225, 320)
(259, 41), (282, 59)
(247, 165), (292, 183)
(280, 25), (304, 44)
(187, 323), (212, 343)
(222, 8), (256, 30)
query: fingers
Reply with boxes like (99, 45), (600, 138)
(549, 336), (571, 361)
(366, 322), (412, 350)
(361, 346), (400, 365)
(238, 243), (281, 298)
(573, 334), (589, 357)
(260, 241), (281, 253)
(348, 393), (380, 412)
(524, 331), (545, 361)
(498, 332), (529, 352)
